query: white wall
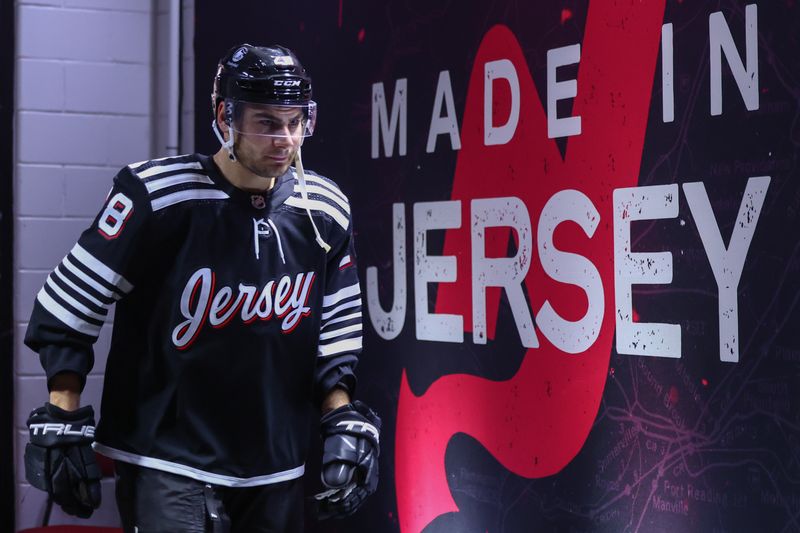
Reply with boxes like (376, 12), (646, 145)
(13, 0), (193, 529)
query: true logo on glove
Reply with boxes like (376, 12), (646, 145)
(25, 403), (102, 519)
(29, 423), (95, 438)
(335, 420), (380, 442)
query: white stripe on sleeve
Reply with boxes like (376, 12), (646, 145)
(322, 282), (361, 308)
(292, 184), (350, 214)
(45, 277), (107, 321)
(53, 266), (105, 307)
(320, 312), (362, 330)
(152, 189), (229, 211)
(144, 172), (215, 193)
(303, 175), (348, 204)
(317, 337), (362, 357)
(62, 256), (120, 301)
(135, 161), (203, 179)
(37, 288), (102, 337)
(71, 243), (134, 293)
(285, 197), (349, 230)
(319, 323), (362, 341)
(320, 299), (361, 321)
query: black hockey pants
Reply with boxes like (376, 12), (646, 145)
(114, 461), (304, 533)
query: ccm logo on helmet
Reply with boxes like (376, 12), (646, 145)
(274, 79), (302, 87)
(232, 47), (247, 62)
(30, 423), (95, 438)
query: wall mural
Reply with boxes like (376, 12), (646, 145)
(195, 1), (800, 531)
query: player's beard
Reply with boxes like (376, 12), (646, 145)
(235, 135), (299, 179)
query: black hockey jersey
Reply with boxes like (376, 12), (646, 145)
(25, 154), (362, 486)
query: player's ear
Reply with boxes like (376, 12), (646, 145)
(216, 101), (229, 140)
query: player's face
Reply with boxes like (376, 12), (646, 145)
(234, 105), (305, 178)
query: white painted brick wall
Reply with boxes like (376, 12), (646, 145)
(18, 6), (150, 63)
(12, 0), (195, 529)
(17, 112), (150, 166)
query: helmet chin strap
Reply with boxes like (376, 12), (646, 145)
(294, 146), (331, 253)
(213, 120), (272, 180)
(212, 120), (237, 161)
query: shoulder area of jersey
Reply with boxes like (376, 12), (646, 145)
(123, 154), (229, 213)
(127, 153), (203, 176)
(286, 167), (352, 231)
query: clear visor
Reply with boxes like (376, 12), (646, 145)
(229, 100), (317, 139)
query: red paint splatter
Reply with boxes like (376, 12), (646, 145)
(561, 8), (573, 25)
(396, 1), (667, 530)
(358, 28), (366, 43)
(609, 367), (615, 377)
(701, 378), (709, 387)
(632, 308), (641, 322)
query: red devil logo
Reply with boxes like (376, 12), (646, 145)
(395, 1), (667, 531)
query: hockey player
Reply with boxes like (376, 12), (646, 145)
(23, 43), (380, 531)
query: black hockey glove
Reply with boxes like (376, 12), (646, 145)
(315, 400), (381, 519)
(24, 403), (102, 518)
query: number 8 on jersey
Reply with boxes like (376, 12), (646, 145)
(98, 192), (134, 239)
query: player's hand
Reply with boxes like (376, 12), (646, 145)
(315, 400), (381, 519)
(24, 402), (102, 518)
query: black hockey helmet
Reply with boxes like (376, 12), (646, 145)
(211, 43), (317, 161)
(212, 43), (312, 116)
